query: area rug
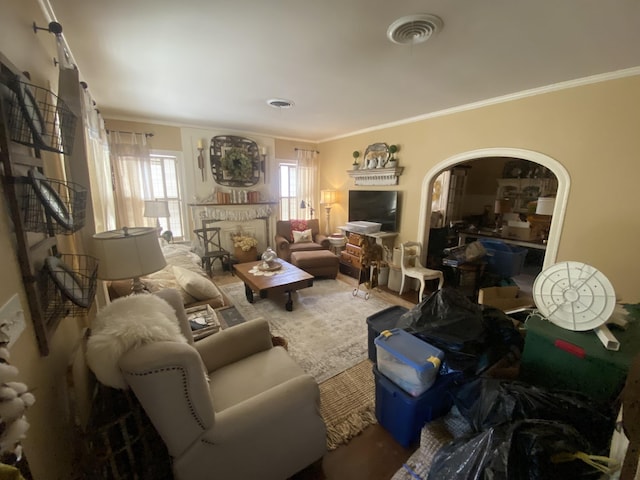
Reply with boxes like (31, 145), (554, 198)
(219, 278), (392, 382)
(320, 359), (377, 450)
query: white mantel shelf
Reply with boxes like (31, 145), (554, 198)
(347, 166), (404, 186)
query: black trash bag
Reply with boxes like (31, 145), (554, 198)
(450, 378), (616, 453)
(429, 420), (602, 480)
(486, 420), (603, 480)
(396, 288), (487, 373)
(480, 306), (524, 355)
(428, 424), (508, 480)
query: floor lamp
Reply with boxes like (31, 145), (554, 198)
(300, 199), (314, 219)
(320, 189), (337, 236)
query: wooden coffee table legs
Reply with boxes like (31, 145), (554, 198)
(244, 283), (254, 303)
(243, 282), (295, 311)
(285, 291), (293, 311)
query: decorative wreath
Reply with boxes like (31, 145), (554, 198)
(221, 147), (253, 180)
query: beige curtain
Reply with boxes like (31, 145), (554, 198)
(82, 89), (114, 233)
(296, 149), (318, 220)
(107, 132), (153, 228)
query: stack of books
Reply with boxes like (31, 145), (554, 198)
(187, 304), (220, 341)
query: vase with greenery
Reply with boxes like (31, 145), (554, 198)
(231, 233), (258, 263)
(221, 147), (254, 180)
(352, 150), (360, 169)
(388, 145), (399, 167)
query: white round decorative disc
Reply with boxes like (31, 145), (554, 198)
(532, 261), (616, 331)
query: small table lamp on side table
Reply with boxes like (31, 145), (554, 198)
(144, 200), (170, 236)
(92, 226), (167, 295)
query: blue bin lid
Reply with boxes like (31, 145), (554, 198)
(374, 329), (443, 372)
(478, 238), (514, 252)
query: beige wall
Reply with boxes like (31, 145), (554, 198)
(0, 1), (89, 479)
(319, 76), (640, 301)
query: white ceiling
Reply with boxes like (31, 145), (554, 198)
(47, 0), (640, 142)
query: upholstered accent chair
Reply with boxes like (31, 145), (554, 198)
(275, 219), (330, 262)
(118, 289), (327, 480)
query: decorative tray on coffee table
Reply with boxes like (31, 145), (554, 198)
(257, 261), (282, 271)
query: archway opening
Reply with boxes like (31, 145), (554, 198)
(418, 148), (570, 295)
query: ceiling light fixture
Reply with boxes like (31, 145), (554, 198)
(267, 98), (294, 109)
(387, 14), (444, 45)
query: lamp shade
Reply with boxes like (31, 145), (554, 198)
(321, 189), (337, 205)
(143, 200), (170, 218)
(92, 227), (166, 280)
(535, 197), (556, 216)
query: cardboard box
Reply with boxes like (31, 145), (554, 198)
(507, 221), (536, 240)
(478, 286), (534, 313)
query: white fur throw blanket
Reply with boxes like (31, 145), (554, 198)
(87, 294), (187, 389)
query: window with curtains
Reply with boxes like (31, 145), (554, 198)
(278, 149), (318, 221)
(149, 153), (184, 240)
(279, 162), (297, 220)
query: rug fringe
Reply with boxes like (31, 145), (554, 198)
(325, 406), (377, 450)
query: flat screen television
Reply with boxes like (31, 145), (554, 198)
(348, 190), (400, 232)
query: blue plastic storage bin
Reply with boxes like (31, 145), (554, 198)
(478, 239), (527, 278)
(375, 329), (444, 396)
(374, 366), (462, 448)
(366, 306), (409, 363)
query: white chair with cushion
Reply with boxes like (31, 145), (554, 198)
(87, 289), (327, 480)
(399, 241), (444, 302)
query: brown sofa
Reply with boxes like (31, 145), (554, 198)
(274, 219), (330, 262)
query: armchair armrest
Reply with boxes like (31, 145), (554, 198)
(315, 234), (330, 248)
(275, 234), (291, 250)
(195, 318), (272, 371)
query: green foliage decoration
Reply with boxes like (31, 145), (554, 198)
(221, 147), (253, 180)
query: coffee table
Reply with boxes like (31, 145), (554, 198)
(233, 260), (314, 311)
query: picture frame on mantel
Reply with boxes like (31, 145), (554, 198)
(210, 135), (261, 187)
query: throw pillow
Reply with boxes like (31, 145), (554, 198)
(173, 265), (222, 301)
(293, 228), (313, 243)
(289, 219), (308, 241)
(87, 294), (187, 389)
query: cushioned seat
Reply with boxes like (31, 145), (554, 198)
(275, 219), (330, 262)
(291, 250), (339, 278)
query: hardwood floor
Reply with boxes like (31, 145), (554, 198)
(291, 424), (416, 480)
(212, 269), (426, 480)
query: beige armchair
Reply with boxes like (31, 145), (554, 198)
(117, 289), (327, 480)
(274, 219), (330, 262)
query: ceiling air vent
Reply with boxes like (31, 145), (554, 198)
(267, 98), (294, 109)
(387, 14), (444, 45)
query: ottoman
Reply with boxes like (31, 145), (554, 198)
(290, 250), (339, 278)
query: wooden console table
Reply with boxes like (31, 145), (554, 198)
(457, 229), (547, 251)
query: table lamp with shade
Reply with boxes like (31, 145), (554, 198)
(143, 200), (170, 234)
(530, 196), (556, 240)
(92, 226), (167, 295)
(320, 189), (337, 236)
(493, 198), (512, 232)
